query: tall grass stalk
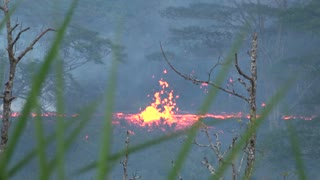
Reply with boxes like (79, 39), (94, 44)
(0, 0), (77, 179)
(33, 101), (49, 179)
(286, 122), (307, 180)
(8, 98), (101, 177)
(96, 15), (124, 180)
(0, 1), (311, 179)
(55, 57), (66, 180)
(213, 78), (295, 179)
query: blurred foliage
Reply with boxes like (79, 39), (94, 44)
(0, 0), (127, 112)
(62, 25), (126, 69)
(259, 119), (320, 178)
(0, 0), (317, 179)
(161, 3), (235, 22)
(280, 0), (320, 33)
(276, 1), (320, 109)
(145, 51), (175, 62)
(160, 0), (320, 115)
(160, 2), (278, 56)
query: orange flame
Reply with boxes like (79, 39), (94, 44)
(1, 69), (317, 130)
(133, 79), (178, 126)
(114, 75), (317, 130)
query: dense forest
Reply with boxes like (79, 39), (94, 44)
(0, 0), (319, 179)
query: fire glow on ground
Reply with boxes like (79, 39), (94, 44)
(2, 69), (316, 130)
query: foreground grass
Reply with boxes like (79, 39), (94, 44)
(0, 1), (309, 180)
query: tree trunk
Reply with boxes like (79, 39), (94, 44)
(0, 62), (17, 152)
(244, 103), (257, 178)
(0, 1), (16, 152)
(162, 29), (259, 179)
(0, 0), (52, 153)
(244, 32), (258, 179)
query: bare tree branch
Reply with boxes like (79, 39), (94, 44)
(128, 173), (141, 180)
(160, 42), (249, 102)
(1, 0), (55, 153)
(221, 137), (238, 158)
(204, 129), (222, 162)
(194, 126), (241, 179)
(208, 56), (223, 82)
(232, 0), (253, 28)
(17, 28), (55, 63)
(201, 157), (216, 175)
(64, 59), (91, 73)
(121, 130), (130, 180)
(161, 32), (258, 179)
(11, 27), (30, 48)
(232, 162), (237, 180)
(235, 53), (252, 82)
(9, 23), (19, 34)
(237, 78), (250, 92)
(193, 139), (210, 147)
(238, 152), (245, 173)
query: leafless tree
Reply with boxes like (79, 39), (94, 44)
(161, 32), (258, 179)
(0, 0), (54, 153)
(121, 130), (141, 180)
(194, 126), (239, 179)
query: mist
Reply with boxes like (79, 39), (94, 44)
(0, 0), (319, 179)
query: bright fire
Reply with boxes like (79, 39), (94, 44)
(115, 78), (192, 129)
(113, 70), (317, 129)
(134, 79), (177, 125)
(113, 71), (317, 130)
(1, 69), (317, 130)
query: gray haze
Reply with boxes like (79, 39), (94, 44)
(1, 0), (319, 179)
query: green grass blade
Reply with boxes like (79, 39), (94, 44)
(280, 96), (307, 179)
(286, 122), (307, 180)
(76, 24), (249, 178)
(8, 134), (54, 177)
(75, 107), (247, 176)
(96, 17), (123, 180)
(45, 99), (103, 177)
(0, 0), (78, 174)
(212, 78), (295, 179)
(8, 98), (101, 177)
(55, 57), (66, 180)
(33, 101), (49, 179)
(74, 127), (189, 175)
(167, 25), (249, 180)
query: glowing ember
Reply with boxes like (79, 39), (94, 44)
(200, 83), (209, 93)
(229, 78), (233, 83)
(201, 83), (208, 87)
(127, 130), (135, 135)
(0, 70), (317, 130)
(112, 75), (317, 129)
(113, 77), (317, 130)
(84, 134), (89, 141)
(282, 115), (315, 121)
